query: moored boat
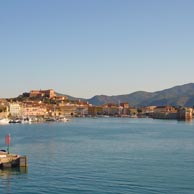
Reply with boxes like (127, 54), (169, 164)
(58, 117), (70, 122)
(9, 119), (22, 124)
(21, 117), (32, 124)
(0, 118), (10, 125)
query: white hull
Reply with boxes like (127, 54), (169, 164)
(58, 117), (69, 122)
(0, 118), (10, 125)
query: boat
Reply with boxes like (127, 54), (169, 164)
(21, 117), (32, 124)
(58, 117), (70, 122)
(45, 118), (57, 122)
(9, 119), (22, 124)
(0, 118), (10, 125)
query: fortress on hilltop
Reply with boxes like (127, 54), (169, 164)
(30, 89), (56, 99)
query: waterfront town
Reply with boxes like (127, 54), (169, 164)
(0, 89), (193, 124)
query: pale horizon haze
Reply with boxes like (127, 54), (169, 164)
(0, 0), (194, 98)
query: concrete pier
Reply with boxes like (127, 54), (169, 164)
(0, 151), (28, 168)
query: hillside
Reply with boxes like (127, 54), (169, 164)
(87, 83), (194, 107)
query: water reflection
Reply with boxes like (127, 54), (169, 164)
(0, 167), (28, 177)
(0, 167), (28, 193)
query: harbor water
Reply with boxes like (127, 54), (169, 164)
(0, 118), (194, 194)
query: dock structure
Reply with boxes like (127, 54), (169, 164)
(0, 151), (28, 168)
(178, 107), (193, 120)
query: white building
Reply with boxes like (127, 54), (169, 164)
(9, 103), (21, 117)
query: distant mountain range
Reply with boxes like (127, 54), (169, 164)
(60, 83), (194, 107)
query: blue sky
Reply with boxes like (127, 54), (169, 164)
(0, 0), (194, 98)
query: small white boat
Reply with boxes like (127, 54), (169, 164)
(58, 117), (69, 122)
(21, 117), (32, 124)
(0, 118), (10, 125)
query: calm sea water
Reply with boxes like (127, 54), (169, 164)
(0, 118), (194, 194)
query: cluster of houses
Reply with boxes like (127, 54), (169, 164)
(0, 89), (193, 121)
